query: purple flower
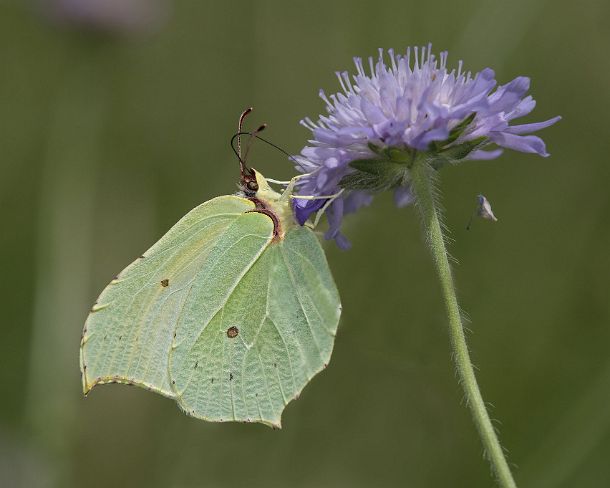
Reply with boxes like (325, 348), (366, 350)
(292, 45), (560, 248)
(41, 0), (169, 34)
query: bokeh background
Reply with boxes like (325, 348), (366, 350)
(1, 0), (609, 487)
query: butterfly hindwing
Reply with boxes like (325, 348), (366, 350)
(170, 226), (341, 427)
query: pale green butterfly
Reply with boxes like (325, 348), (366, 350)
(80, 109), (342, 428)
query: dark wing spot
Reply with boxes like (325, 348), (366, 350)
(227, 326), (239, 338)
(229, 373), (234, 381)
(161, 279), (169, 287)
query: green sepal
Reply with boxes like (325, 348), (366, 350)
(428, 137), (488, 170)
(367, 142), (384, 155)
(367, 142), (414, 162)
(429, 113), (478, 153)
(385, 147), (413, 162)
(339, 171), (391, 192)
(339, 157), (410, 192)
(348, 158), (405, 175)
(446, 113), (477, 144)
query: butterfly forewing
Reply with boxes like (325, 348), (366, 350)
(80, 196), (269, 397)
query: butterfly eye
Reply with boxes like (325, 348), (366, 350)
(247, 180), (259, 191)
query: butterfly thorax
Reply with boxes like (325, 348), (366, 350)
(242, 169), (295, 240)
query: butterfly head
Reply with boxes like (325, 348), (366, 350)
(232, 108), (286, 209)
(240, 164), (259, 197)
(233, 107), (268, 198)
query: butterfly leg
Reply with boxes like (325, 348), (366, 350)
(278, 173), (310, 202)
(278, 174), (344, 229)
(265, 178), (292, 185)
(311, 190), (344, 229)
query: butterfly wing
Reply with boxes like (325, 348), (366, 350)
(80, 195), (274, 398)
(170, 225), (341, 427)
(81, 196), (341, 428)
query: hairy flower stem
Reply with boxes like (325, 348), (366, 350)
(410, 159), (517, 488)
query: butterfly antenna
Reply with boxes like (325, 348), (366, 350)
(236, 107), (253, 173)
(243, 123), (267, 164)
(230, 110), (307, 178)
(233, 131), (302, 167)
(252, 134), (302, 166)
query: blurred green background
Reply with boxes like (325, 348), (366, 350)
(1, 0), (609, 486)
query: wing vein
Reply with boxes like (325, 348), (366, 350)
(279, 246), (324, 364)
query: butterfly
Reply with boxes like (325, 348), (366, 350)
(80, 109), (341, 428)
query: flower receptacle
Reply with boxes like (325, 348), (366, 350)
(339, 136), (488, 194)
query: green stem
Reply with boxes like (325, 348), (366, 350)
(410, 159), (517, 488)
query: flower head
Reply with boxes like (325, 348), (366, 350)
(292, 45), (560, 248)
(42, 0), (169, 34)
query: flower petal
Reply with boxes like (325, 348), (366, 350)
(490, 132), (549, 156)
(412, 126), (451, 150)
(488, 76), (530, 114)
(394, 185), (416, 207)
(334, 232), (352, 250)
(324, 199), (345, 240)
(505, 95), (536, 120)
(505, 116), (561, 135)
(344, 191), (374, 214)
(467, 149), (504, 160)
(293, 199), (326, 225)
